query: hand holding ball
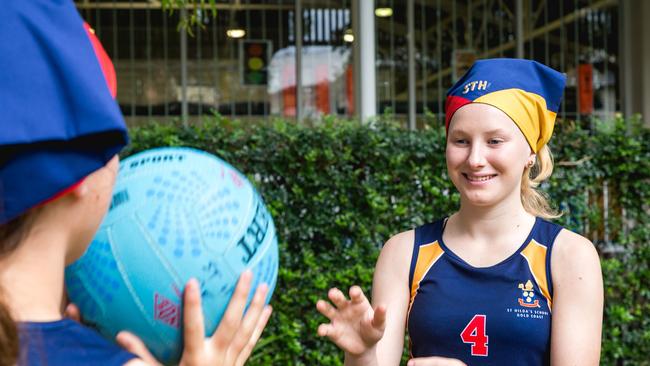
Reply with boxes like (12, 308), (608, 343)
(65, 147), (279, 363)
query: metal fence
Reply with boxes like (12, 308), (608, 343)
(75, 0), (620, 126)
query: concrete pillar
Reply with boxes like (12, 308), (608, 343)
(407, 0), (416, 130)
(620, 0), (650, 126)
(180, 8), (188, 126)
(644, 0), (650, 126)
(295, 0), (304, 122)
(352, 0), (377, 123)
(515, 0), (524, 58)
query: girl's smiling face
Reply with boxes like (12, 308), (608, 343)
(446, 103), (535, 208)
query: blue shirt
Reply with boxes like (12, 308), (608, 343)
(407, 217), (562, 365)
(19, 319), (135, 366)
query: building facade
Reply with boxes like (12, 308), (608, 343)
(74, 0), (650, 127)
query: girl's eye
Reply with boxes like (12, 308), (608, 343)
(488, 139), (503, 145)
(455, 139), (469, 144)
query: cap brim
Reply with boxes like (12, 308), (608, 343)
(0, 132), (124, 224)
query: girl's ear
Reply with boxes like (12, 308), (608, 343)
(71, 181), (89, 198)
(527, 153), (537, 167)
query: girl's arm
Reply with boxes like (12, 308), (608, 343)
(374, 232), (466, 366)
(550, 229), (603, 366)
(365, 230), (413, 366)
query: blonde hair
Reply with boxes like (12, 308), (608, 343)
(521, 145), (561, 219)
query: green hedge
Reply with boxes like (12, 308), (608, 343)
(124, 115), (650, 365)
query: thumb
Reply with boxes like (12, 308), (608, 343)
(360, 306), (375, 330)
(116, 331), (161, 365)
(371, 305), (387, 331)
(64, 303), (82, 323)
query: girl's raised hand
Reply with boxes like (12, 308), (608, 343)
(316, 286), (387, 356)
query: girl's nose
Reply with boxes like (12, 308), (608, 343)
(467, 143), (487, 168)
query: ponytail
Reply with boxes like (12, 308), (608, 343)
(521, 145), (561, 219)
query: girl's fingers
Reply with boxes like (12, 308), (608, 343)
(315, 299), (337, 320)
(116, 331), (161, 366)
(328, 288), (348, 308)
(228, 283), (269, 354)
(64, 303), (81, 323)
(182, 278), (206, 357)
(372, 304), (387, 330)
(360, 306), (375, 330)
(233, 305), (273, 366)
(251, 305), (273, 342)
(317, 323), (334, 337)
(212, 270), (253, 348)
(349, 286), (366, 304)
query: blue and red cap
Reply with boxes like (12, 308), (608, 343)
(445, 58), (566, 153)
(0, 1), (127, 224)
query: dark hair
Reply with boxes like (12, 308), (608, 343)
(0, 211), (39, 365)
(0, 291), (19, 366)
(0, 212), (37, 257)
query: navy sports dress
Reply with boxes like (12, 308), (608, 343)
(407, 217), (563, 365)
(19, 319), (135, 365)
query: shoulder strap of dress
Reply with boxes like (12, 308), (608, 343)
(408, 219), (445, 291)
(532, 218), (564, 299)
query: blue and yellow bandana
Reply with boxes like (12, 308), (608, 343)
(445, 58), (566, 153)
(0, 1), (127, 224)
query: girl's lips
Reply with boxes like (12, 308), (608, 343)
(463, 173), (497, 183)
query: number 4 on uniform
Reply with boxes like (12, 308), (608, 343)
(460, 314), (489, 356)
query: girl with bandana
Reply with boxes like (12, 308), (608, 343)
(0, 1), (270, 365)
(316, 59), (603, 366)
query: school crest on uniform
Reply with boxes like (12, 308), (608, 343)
(517, 280), (540, 308)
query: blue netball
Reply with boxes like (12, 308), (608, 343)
(65, 147), (279, 364)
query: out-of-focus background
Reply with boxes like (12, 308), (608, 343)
(75, 0), (650, 128)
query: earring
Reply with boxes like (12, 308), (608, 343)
(527, 154), (536, 168)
